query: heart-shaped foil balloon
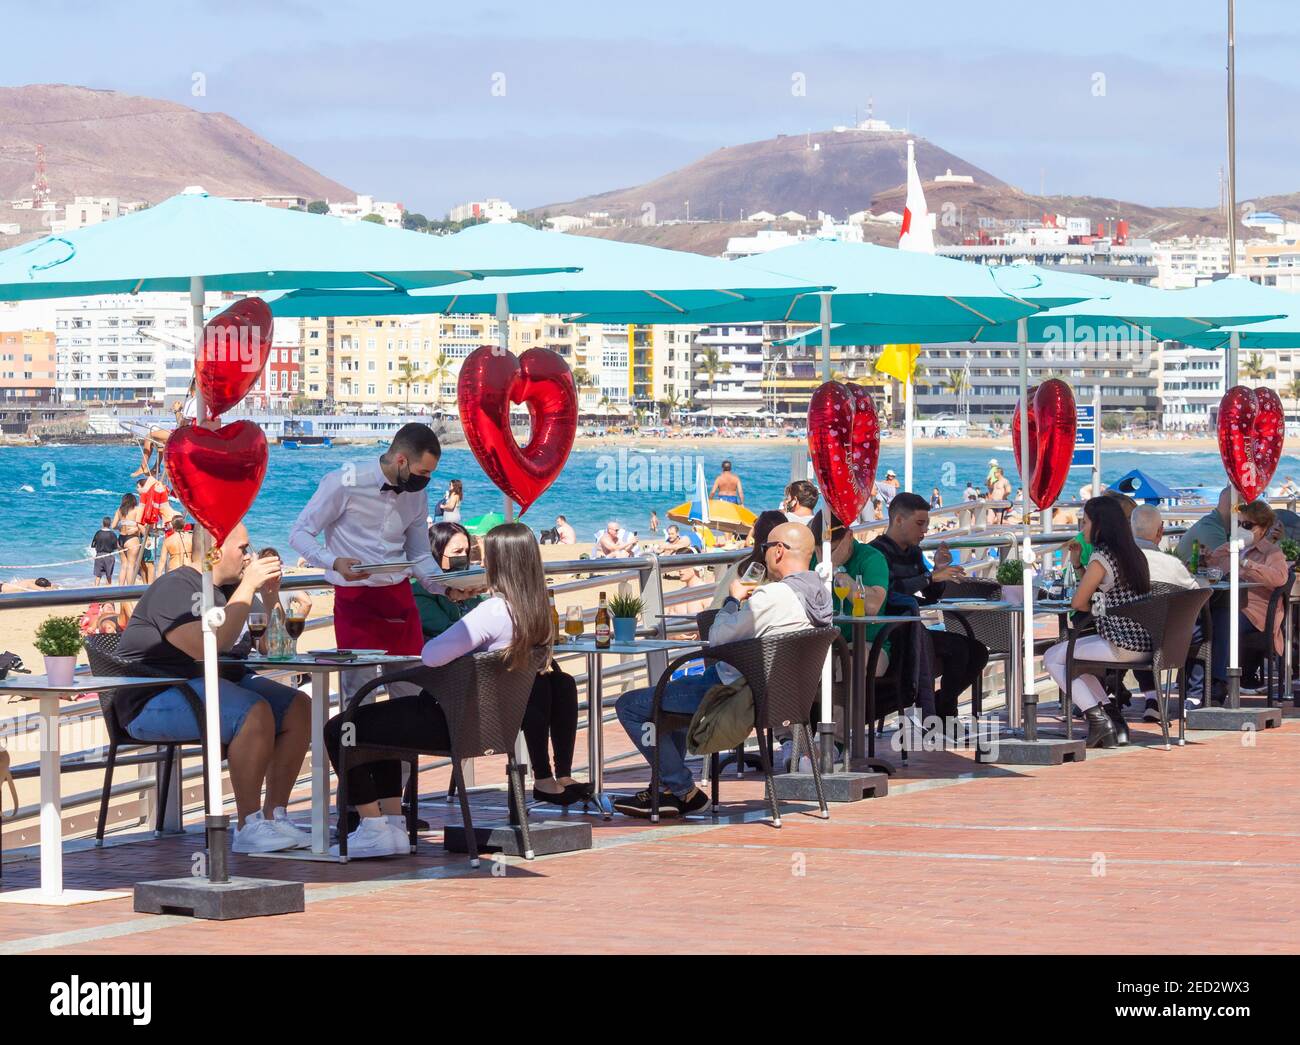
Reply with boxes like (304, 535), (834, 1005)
(1012, 378), (1077, 511)
(165, 421), (269, 546)
(1217, 385), (1285, 502)
(457, 346), (577, 516)
(197, 297), (273, 419)
(807, 380), (880, 525)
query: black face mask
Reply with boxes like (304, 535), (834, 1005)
(392, 461), (431, 493)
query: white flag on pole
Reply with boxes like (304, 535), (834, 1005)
(898, 139), (935, 255)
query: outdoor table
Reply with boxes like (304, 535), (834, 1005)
(0, 671), (184, 905)
(928, 598), (1074, 745)
(554, 636), (702, 818)
(227, 651), (420, 860)
(832, 614), (921, 769)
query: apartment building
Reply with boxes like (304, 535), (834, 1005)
(0, 330), (57, 401)
(1157, 344), (1226, 430)
(54, 293), (194, 403)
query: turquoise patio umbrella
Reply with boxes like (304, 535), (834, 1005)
(0, 188), (587, 900)
(267, 220), (824, 320)
(1171, 278), (1297, 350)
(0, 191), (581, 301)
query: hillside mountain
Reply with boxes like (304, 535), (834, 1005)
(537, 128), (1005, 224)
(541, 125), (1300, 255)
(0, 84), (351, 211)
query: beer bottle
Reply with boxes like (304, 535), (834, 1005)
(595, 592), (612, 648)
(1190, 539), (1201, 575)
(549, 590), (560, 643)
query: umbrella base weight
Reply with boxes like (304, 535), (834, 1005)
(772, 771), (887, 802)
(443, 820), (591, 858)
(134, 876), (304, 920)
(1185, 706), (1282, 731)
(977, 737), (1086, 765)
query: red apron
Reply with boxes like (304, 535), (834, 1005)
(332, 581), (424, 656)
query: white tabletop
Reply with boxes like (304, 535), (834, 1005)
(560, 637), (701, 655)
(227, 653), (421, 671)
(0, 673), (186, 696)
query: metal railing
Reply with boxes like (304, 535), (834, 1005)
(0, 499), (1211, 852)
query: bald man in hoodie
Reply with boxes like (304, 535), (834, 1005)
(614, 523), (830, 818)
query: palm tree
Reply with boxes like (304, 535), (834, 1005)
(1244, 352), (1268, 384)
(572, 367), (595, 411)
(945, 367), (971, 424)
(656, 391), (683, 424)
(1286, 375), (1300, 424)
(696, 346), (724, 418)
(395, 359), (425, 414)
(427, 351), (452, 412)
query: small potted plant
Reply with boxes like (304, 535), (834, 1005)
(1280, 537), (1299, 563)
(34, 614), (83, 687)
(996, 558), (1025, 604)
(607, 590), (644, 644)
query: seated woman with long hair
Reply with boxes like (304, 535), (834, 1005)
(1042, 496), (1152, 749)
(324, 522), (553, 858)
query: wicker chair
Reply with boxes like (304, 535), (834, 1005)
(1063, 586), (1211, 748)
(1240, 566), (1295, 706)
(81, 633), (207, 844)
(337, 648), (549, 865)
(647, 626), (838, 826)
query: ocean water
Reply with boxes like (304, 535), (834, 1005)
(0, 440), (1289, 585)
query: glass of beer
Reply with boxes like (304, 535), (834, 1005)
(564, 605), (584, 642)
(739, 561), (766, 594)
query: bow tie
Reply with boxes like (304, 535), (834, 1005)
(380, 483), (401, 494)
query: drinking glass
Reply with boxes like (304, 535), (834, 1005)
(1206, 566), (1223, 583)
(739, 561), (766, 592)
(247, 612), (267, 656)
(564, 605), (584, 643)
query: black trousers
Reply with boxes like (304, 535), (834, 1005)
(323, 693), (451, 807)
(929, 630), (989, 719)
(521, 672), (578, 780)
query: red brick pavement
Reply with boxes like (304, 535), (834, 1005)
(2, 713), (1298, 954)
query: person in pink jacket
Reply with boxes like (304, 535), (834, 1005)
(1206, 499), (1290, 703)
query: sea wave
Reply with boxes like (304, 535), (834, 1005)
(15, 484), (34, 493)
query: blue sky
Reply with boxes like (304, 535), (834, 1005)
(7, 0), (1299, 214)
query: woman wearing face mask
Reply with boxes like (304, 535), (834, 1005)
(412, 522), (486, 637)
(1205, 499), (1289, 704)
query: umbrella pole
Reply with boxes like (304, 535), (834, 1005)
(818, 294), (835, 770)
(188, 275), (229, 884)
(497, 293), (515, 523)
(1018, 317), (1034, 740)
(904, 377), (913, 494)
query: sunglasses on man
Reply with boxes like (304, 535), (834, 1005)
(760, 540), (792, 553)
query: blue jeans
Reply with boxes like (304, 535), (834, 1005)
(128, 672), (303, 745)
(615, 666), (721, 797)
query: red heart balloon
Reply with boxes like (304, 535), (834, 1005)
(198, 297), (273, 419)
(1012, 378), (1077, 511)
(457, 346), (577, 516)
(1217, 385), (1285, 502)
(807, 381), (880, 525)
(165, 421), (269, 546)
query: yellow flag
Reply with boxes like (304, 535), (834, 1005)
(875, 343), (920, 383)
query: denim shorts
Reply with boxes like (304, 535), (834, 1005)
(127, 672), (303, 745)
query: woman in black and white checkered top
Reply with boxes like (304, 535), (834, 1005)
(1042, 496), (1153, 749)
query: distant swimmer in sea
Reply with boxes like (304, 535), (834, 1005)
(710, 460), (744, 506)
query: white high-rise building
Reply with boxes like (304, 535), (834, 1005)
(692, 323), (766, 415)
(54, 293), (196, 404)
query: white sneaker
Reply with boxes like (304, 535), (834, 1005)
(386, 814), (415, 852)
(329, 816), (403, 859)
(232, 813), (297, 854)
(269, 808), (312, 850)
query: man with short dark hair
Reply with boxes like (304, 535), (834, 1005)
(783, 479), (819, 524)
(711, 460), (744, 505)
(290, 422), (443, 704)
(90, 516), (118, 585)
(871, 492), (989, 724)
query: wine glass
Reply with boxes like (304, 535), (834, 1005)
(833, 572), (852, 609)
(564, 605), (584, 643)
(247, 611), (268, 657)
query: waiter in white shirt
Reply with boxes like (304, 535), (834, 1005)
(289, 423), (445, 682)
